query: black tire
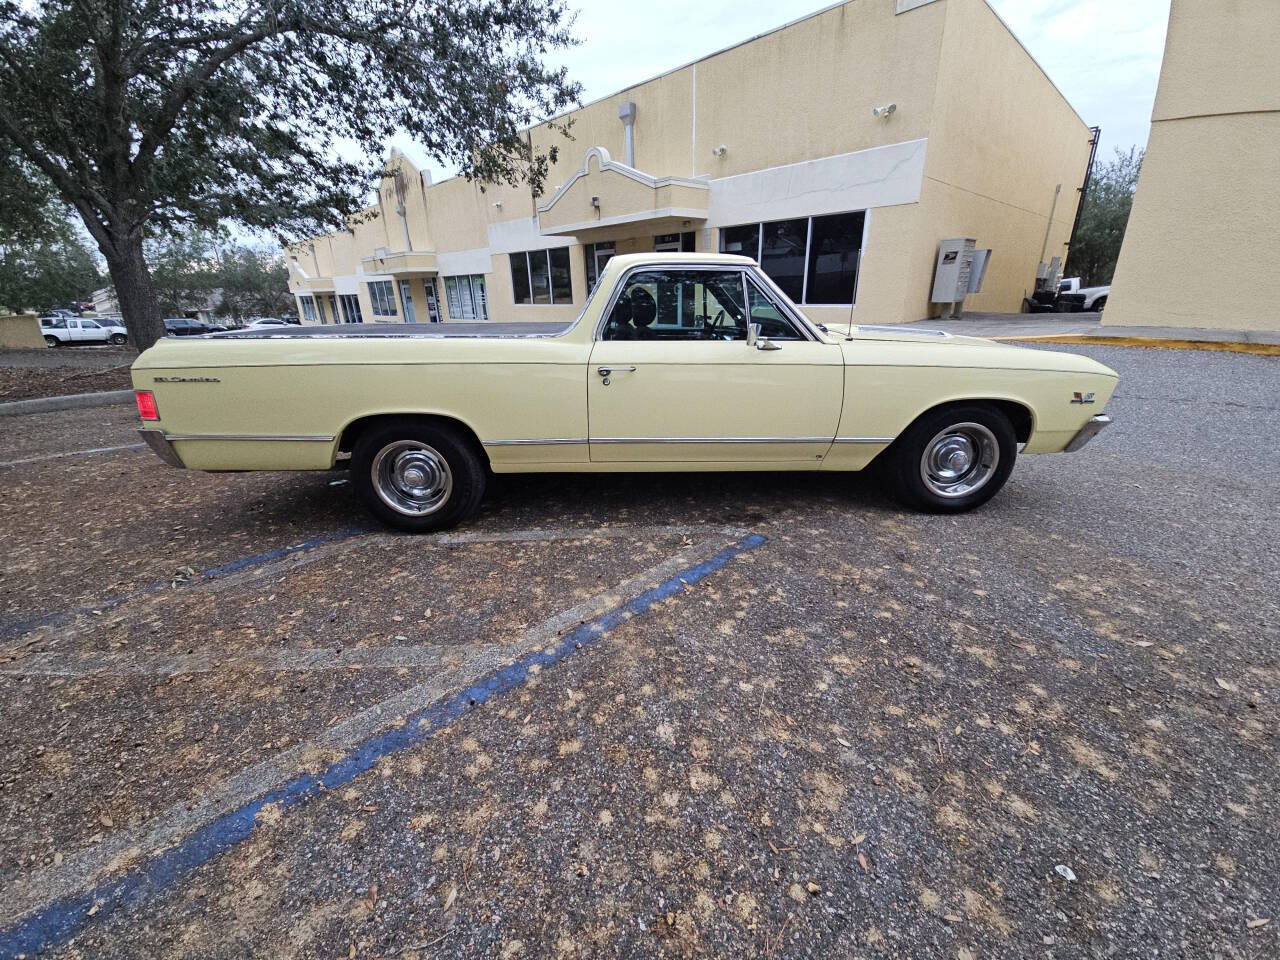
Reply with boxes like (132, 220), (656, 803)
(886, 404), (1017, 513)
(1092, 296), (1107, 314)
(44, 335), (60, 348)
(109, 333), (127, 345)
(350, 419), (486, 533)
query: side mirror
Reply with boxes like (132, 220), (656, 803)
(747, 322), (760, 347)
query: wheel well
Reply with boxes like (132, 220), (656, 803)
(899, 399), (1034, 445)
(336, 413), (489, 466)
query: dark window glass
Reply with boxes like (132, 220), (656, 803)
(719, 223), (759, 261)
(759, 218), (807, 302)
(529, 251), (551, 304)
(603, 270), (747, 342)
(680, 231), (696, 252)
(550, 247), (572, 304)
(806, 211), (864, 304)
(510, 253), (531, 304)
(584, 244), (597, 292)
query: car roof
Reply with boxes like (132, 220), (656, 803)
(604, 252), (756, 270)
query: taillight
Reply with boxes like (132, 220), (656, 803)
(135, 390), (159, 421)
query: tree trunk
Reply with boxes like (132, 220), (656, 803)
(103, 232), (166, 352)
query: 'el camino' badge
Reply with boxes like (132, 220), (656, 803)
(153, 376), (221, 383)
(1071, 391), (1096, 404)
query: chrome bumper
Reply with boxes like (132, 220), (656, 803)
(138, 429), (185, 468)
(1064, 415), (1111, 453)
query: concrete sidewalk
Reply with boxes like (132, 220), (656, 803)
(913, 312), (1280, 353)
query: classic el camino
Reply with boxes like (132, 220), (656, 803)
(132, 253), (1116, 532)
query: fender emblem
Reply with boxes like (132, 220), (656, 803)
(1071, 391), (1096, 404)
(153, 376), (221, 383)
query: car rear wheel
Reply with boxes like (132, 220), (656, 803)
(44, 335), (60, 347)
(887, 405), (1017, 512)
(351, 420), (486, 533)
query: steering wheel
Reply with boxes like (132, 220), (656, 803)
(701, 309), (728, 339)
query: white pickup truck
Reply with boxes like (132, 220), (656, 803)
(41, 316), (129, 347)
(1058, 277), (1109, 313)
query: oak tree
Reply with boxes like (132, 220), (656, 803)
(0, 1), (579, 350)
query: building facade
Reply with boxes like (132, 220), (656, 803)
(287, 0), (1092, 329)
(1104, 0), (1279, 331)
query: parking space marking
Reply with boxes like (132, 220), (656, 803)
(0, 532), (766, 951)
(0, 442), (147, 469)
(0, 524), (735, 646)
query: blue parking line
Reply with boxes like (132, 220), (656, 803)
(0, 533), (766, 957)
(0, 528), (368, 641)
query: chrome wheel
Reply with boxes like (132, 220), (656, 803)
(370, 440), (453, 516)
(919, 422), (1000, 498)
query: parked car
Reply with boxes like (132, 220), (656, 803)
(163, 318), (226, 337)
(42, 316), (128, 347)
(245, 317), (292, 327)
(133, 253), (1117, 532)
(1058, 277), (1109, 313)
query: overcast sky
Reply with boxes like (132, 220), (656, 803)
(396, 0), (1171, 184)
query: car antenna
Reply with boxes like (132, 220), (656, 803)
(845, 295), (856, 340)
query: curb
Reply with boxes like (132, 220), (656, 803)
(995, 334), (1280, 357)
(0, 389), (134, 418)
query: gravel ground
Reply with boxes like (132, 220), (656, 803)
(0, 347), (135, 402)
(0, 344), (1276, 959)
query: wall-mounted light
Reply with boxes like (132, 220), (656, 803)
(873, 102), (897, 119)
(711, 144), (728, 158)
(493, 200), (503, 209)
(591, 195), (600, 210)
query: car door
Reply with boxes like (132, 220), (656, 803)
(587, 266), (843, 463)
(79, 319), (106, 342)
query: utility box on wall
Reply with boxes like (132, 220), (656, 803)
(931, 238), (976, 304)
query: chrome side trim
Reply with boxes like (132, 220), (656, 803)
(163, 433), (335, 442)
(138, 429), (185, 468)
(831, 436), (895, 444)
(482, 438), (588, 447)
(1063, 414), (1111, 453)
(591, 436), (831, 445)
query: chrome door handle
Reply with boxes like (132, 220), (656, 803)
(597, 366), (636, 376)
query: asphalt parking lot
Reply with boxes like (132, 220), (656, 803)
(0, 344), (1276, 959)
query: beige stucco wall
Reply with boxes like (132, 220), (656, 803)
(914, 0), (1092, 317)
(1104, 0), (1280, 330)
(0, 314), (45, 350)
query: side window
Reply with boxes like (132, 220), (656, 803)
(745, 277), (806, 341)
(603, 270), (747, 342)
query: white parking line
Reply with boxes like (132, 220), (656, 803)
(0, 532), (741, 926)
(0, 443), (146, 468)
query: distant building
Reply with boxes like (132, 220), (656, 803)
(287, 0), (1093, 328)
(1105, 0), (1279, 331)
(90, 287), (119, 316)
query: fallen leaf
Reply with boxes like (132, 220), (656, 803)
(53, 851), (63, 867)
(441, 883), (457, 912)
(944, 914), (964, 923)
(1216, 677), (1238, 692)
(806, 881), (820, 894)
(99, 812), (114, 828)
(857, 851), (870, 873)
(1132, 641), (1153, 648)
(1247, 918), (1271, 929)
(851, 833), (866, 846)
(366, 883), (378, 908)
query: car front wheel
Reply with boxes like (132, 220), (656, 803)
(44, 335), (60, 348)
(350, 420), (486, 533)
(108, 333), (127, 345)
(887, 405), (1017, 512)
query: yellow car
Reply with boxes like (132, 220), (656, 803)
(133, 253), (1117, 532)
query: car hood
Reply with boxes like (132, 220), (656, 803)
(822, 323), (1118, 377)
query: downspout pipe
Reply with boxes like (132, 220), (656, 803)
(618, 101), (637, 167)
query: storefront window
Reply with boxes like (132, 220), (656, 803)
(444, 274), (489, 320)
(367, 280), (397, 317)
(510, 248), (574, 305)
(721, 211), (864, 305)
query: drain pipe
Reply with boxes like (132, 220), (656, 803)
(618, 101), (637, 167)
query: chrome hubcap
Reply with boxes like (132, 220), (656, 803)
(920, 422), (999, 498)
(371, 441), (453, 516)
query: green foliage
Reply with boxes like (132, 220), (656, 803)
(214, 247), (292, 320)
(0, 218), (101, 313)
(1068, 147), (1144, 287)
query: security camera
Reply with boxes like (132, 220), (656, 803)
(873, 102), (897, 119)
(711, 144), (728, 158)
